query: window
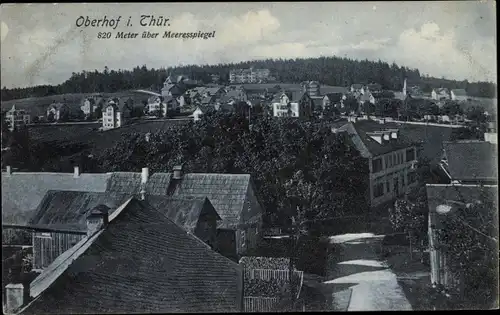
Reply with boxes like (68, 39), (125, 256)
(373, 182), (384, 198)
(406, 148), (416, 162)
(372, 158), (383, 173)
(402, 173), (406, 187)
(386, 181), (390, 193)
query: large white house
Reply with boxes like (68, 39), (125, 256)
(147, 96), (167, 116)
(102, 98), (130, 130)
(4, 105), (30, 131)
(271, 91), (313, 118)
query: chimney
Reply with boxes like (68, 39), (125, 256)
(140, 167), (149, 200)
(5, 283), (24, 313)
(86, 205), (109, 237)
(141, 167), (149, 184)
(173, 165), (183, 180)
(73, 166), (81, 178)
(6, 165), (12, 176)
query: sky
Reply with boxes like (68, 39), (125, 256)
(0, 2), (496, 88)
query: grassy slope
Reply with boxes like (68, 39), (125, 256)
(1, 91), (151, 117)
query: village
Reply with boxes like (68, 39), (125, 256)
(1, 60), (498, 313)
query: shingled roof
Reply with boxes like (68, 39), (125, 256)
(145, 195), (221, 233)
(338, 121), (414, 157)
(22, 198), (243, 314)
(239, 256), (292, 270)
(106, 172), (260, 229)
(443, 141), (498, 182)
(1, 172), (111, 226)
(28, 191), (133, 232)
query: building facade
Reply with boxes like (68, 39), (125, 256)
(301, 81), (320, 97)
(272, 91), (313, 118)
(5, 105), (30, 131)
(102, 98), (130, 130)
(229, 68), (271, 83)
(432, 88), (451, 101)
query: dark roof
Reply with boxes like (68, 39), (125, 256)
(443, 141), (498, 181)
(1, 172), (111, 225)
(340, 120), (414, 157)
(351, 84), (364, 89)
(321, 86), (349, 94)
(28, 191), (132, 232)
(106, 172), (142, 195)
(325, 93), (344, 103)
(145, 196), (221, 233)
(310, 96), (323, 108)
(23, 198), (243, 314)
(107, 172), (259, 229)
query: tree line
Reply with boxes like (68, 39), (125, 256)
(2, 57), (496, 101)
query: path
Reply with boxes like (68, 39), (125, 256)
(324, 233), (412, 311)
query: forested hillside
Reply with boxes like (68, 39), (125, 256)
(1, 57), (496, 101)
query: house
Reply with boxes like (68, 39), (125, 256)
(334, 120), (419, 208)
(239, 256), (305, 312)
(358, 92), (376, 106)
(450, 89), (468, 101)
(104, 166), (265, 260)
(102, 97), (131, 130)
(46, 102), (69, 122)
(439, 141), (498, 185)
(432, 88), (451, 101)
(272, 91), (314, 118)
(80, 97), (104, 117)
(229, 67), (271, 83)
(14, 197), (243, 314)
(146, 96), (167, 116)
(161, 74), (197, 98)
(484, 122), (497, 144)
(201, 87), (226, 99)
(323, 93), (346, 111)
(426, 184), (497, 302)
(301, 81), (320, 97)
(27, 191), (134, 271)
(350, 84), (366, 94)
(1, 166), (112, 229)
(5, 105), (31, 131)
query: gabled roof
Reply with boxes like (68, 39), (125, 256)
(28, 191), (133, 232)
(433, 88), (450, 94)
(204, 87), (224, 96)
(338, 121), (414, 157)
(2, 172), (111, 226)
(451, 89), (467, 96)
(22, 198), (243, 314)
(145, 195), (221, 233)
(106, 172), (258, 229)
(443, 141), (498, 182)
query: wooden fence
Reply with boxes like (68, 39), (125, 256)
(244, 297), (280, 312)
(246, 269), (303, 282)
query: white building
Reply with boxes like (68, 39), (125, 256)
(147, 96), (167, 117)
(102, 98), (130, 130)
(80, 97), (104, 117)
(5, 105), (30, 131)
(229, 67), (271, 83)
(431, 88), (451, 101)
(272, 92), (299, 117)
